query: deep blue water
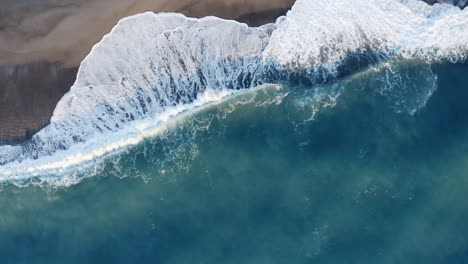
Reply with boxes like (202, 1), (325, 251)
(1, 62), (468, 263)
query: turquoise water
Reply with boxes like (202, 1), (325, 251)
(1, 62), (468, 263)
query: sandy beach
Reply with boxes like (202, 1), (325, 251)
(0, 0), (295, 66)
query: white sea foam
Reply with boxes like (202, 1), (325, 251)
(0, 0), (467, 186)
(0, 88), (241, 185)
(265, 0), (468, 71)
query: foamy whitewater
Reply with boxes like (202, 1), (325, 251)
(0, 0), (467, 186)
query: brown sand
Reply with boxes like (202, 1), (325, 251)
(0, 0), (295, 67)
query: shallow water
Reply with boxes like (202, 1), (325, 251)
(0, 62), (467, 263)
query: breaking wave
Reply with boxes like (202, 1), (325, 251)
(0, 0), (467, 186)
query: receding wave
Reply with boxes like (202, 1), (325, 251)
(0, 0), (467, 186)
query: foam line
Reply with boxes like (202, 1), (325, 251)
(0, 0), (466, 186)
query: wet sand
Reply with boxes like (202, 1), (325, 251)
(0, 0), (465, 143)
(0, 0), (295, 66)
(0, 62), (77, 143)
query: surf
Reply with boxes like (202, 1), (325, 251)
(0, 0), (467, 186)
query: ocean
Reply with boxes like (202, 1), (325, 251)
(1, 0), (468, 263)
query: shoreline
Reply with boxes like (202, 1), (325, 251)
(0, 0), (466, 143)
(0, 0), (295, 67)
(0, 2), (292, 143)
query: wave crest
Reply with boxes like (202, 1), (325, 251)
(0, 0), (467, 185)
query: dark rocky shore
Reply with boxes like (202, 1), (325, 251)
(0, 0), (465, 143)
